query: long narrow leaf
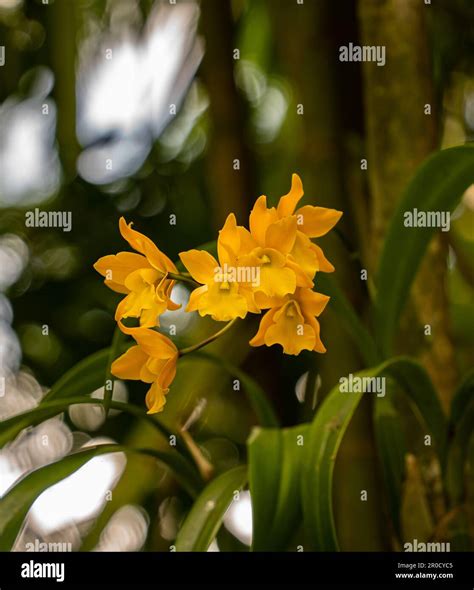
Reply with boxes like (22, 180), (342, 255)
(302, 357), (447, 550)
(248, 425), (306, 551)
(375, 145), (474, 356)
(0, 397), (190, 460)
(450, 370), (474, 426)
(446, 399), (474, 506)
(174, 465), (247, 551)
(42, 347), (110, 402)
(373, 392), (407, 536)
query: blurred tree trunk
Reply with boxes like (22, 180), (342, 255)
(358, 0), (457, 412)
(200, 0), (256, 229)
(271, 0), (388, 550)
(46, 0), (80, 178)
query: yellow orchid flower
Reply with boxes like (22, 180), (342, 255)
(94, 217), (180, 328)
(249, 287), (330, 355)
(215, 200), (302, 299)
(111, 323), (178, 414)
(279, 173), (342, 274)
(277, 174), (342, 234)
(248, 174), (342, 280)
(238, 213), (300, 298)
(179, 214), (259, 321)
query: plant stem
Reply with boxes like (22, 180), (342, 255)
(167, 271), (200, 288)
(179, 429), (214, 481)
(179, 318), (239, 356)
(103, 326), (123, 416)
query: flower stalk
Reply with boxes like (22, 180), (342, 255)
(179, 318), (239, 356)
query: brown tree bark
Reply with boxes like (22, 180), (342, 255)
(358, 0), (457, 412)
(199, 0), (256, 229)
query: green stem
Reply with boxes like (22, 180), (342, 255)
(179, 318), (239, 356)
(104, 326), (123, 416)
(167, 271), (200, 288)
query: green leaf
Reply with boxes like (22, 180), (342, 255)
(316, 273), (379, 366)
(446, 371), (474, 506)
(0, 444), (202, 551)
(383, 358), (447, 466)
(302, 374), (364, 551)
(42, 347), (110, 402)
(174, 465), (247, 551)
(373, 392), (407, 536)
(446, 398), (474, 506)
(449, 369), (474, 426)
(248, 424), (306, 551)
(375, 145), (474, 356)
(103, 327), (124, 416)
(0, 397), (190, 461)
(302, 357), (447, 550)
(185, 351), (280, 428)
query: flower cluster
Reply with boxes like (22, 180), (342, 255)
(94, 218), (181, 413)
(94, 174), (342, 413)
(180, 174), (342, 353)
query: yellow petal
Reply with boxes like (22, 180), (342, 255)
(265, 301), (316, 355)
(198, 281), (248, 321)
(297, 287), (330, 317)
(277, 173), (304, 217)
(312, 243), (335, 273)
(239, 286), (260, 314)
(186, 284), (208, 312)
(237, 226), (257, 255)
(288, 232), (319, 280)
(265, 216), (297, 253)
(115, 292), (146, 322)
(285, 258), (314, 289)
(240, 247), (296, 298)
(142, 354), (177, 389)
(140, 360), (157, 383)
(157, 356), (178, 390)
(218, 213), (240, 266)
(179, 249), (218, 284)
(133, 330), (177, 360)
(249, 195), (278, 246)
(253, 292), (287, 310)
(139, 303), (167, 328)
(249, 308), (277, 347)
(124, 268), (161, 291)
(94, 252), (151, 293)
(145, 381), (168, 414)
(295, 205), (342, 238)
(306, 315), (326, 353)
(118, 323), (177, 359)
(259, 263), (296, 298)
(111, 345), (148, 380)
(114, 285), (157, 322)
(102, 280), (130, 295)
(119, 217), (177, 273)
